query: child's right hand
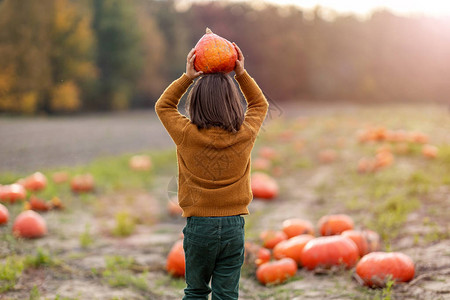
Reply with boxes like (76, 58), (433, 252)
(186, 48), (203, 80)
(233, 43), (245, 76)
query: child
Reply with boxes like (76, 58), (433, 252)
(155, 44), (268, 300)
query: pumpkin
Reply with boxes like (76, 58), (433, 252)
(282, 218), (315, 238)
(273, 234), (314, 265)
(355, 252), (415, 287)
(301, 236), (359, 270)
(255, 247), (271, 267)
(13, 210), (47, 238)
(52, 171), (69, 184)
(318, 214), (354, 236)
(357, 157), (376, 174)
(341, 230), (380, 257)
(244, 242), (271, 266)
(70, 174), (95, 193)
(129, 155), (152, 171)
(50, 196), (64, 210)
(18, 172), (47, 191)
(0, 184), (27, 203)
(27, 195), (51, 212)
(375, 151), (394, 169)
(422, 144), (438, 159)
(166, 240), (185, 277)
(256, 258), (297, 285)
(0, 203), (9, 225)
(372, 127), (388, 141)
(392, 130), (409, 143)
(260, 230), (288, 249)
(194, 28), (237, 74)
(318, 149), (338, 163)
(409, 131), (428, 144)
(251, 172), (279, 200)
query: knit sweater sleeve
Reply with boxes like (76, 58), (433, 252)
(155, 73), (193, 145)
(235, 71), (269, 134)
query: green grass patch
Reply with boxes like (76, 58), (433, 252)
(101, 255), (148, 292)
(24, 247), (56, 268)
(112, 211), (136, 237)
(0, 256), (25, 293)
(79, 224), (94, 248)
(29, 285), (40, 300)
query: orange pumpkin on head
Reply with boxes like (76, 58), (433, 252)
(194, 28), (237, 74)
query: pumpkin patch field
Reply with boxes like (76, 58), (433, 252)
(0, 103), (449, 299)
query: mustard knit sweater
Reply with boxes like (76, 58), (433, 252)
(155, 71), (269, 217)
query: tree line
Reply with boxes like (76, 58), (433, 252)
(0, 0), (449, 114)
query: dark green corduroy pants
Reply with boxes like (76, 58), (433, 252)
(182, 215), (245, 300)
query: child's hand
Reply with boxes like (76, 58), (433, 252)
(186, 48), (203, 80)
(233, 43), (245, 76)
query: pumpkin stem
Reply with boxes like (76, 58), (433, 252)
(206, 27), (213, 34)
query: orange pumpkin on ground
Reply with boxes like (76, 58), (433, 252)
(357, 157), (377, 174)
(422, 144), (438, 159)
(355, 252), (415, 287)
(301, 236), (359, 270)
(244, 242), (271, 266)
(13, 210), (47, 238)
(18, 172), (47, 191)
(27, 195), (51, 212)
(166, 240), (185, 277)
(391, 130), (409, 143)
(251, 172), (279, 200)
(318, 149), (338, 163)
(0, 203), (9, 225)
(256, 258), (298, 285)
(409, 131), (428, 144)
(71, 174), (95, 193)
(273, 234), (314, 265)
(194, 28), (237, 74)
(341, 230), (380, 257)
(50, 196), (64, 210)
(282, 218), (315, 238)
(255, 247), (271, 267)
(0, 184), (26, 203)
(318, 214), (354, 236)
(375, 151), (394, 169)
(260, 230), (288, 249)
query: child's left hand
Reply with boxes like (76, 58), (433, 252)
(186, 48), (203, 80)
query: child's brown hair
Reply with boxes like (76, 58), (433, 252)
(186, 73), (244, 133)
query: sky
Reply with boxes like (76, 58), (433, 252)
(263, 0), (450, 18)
